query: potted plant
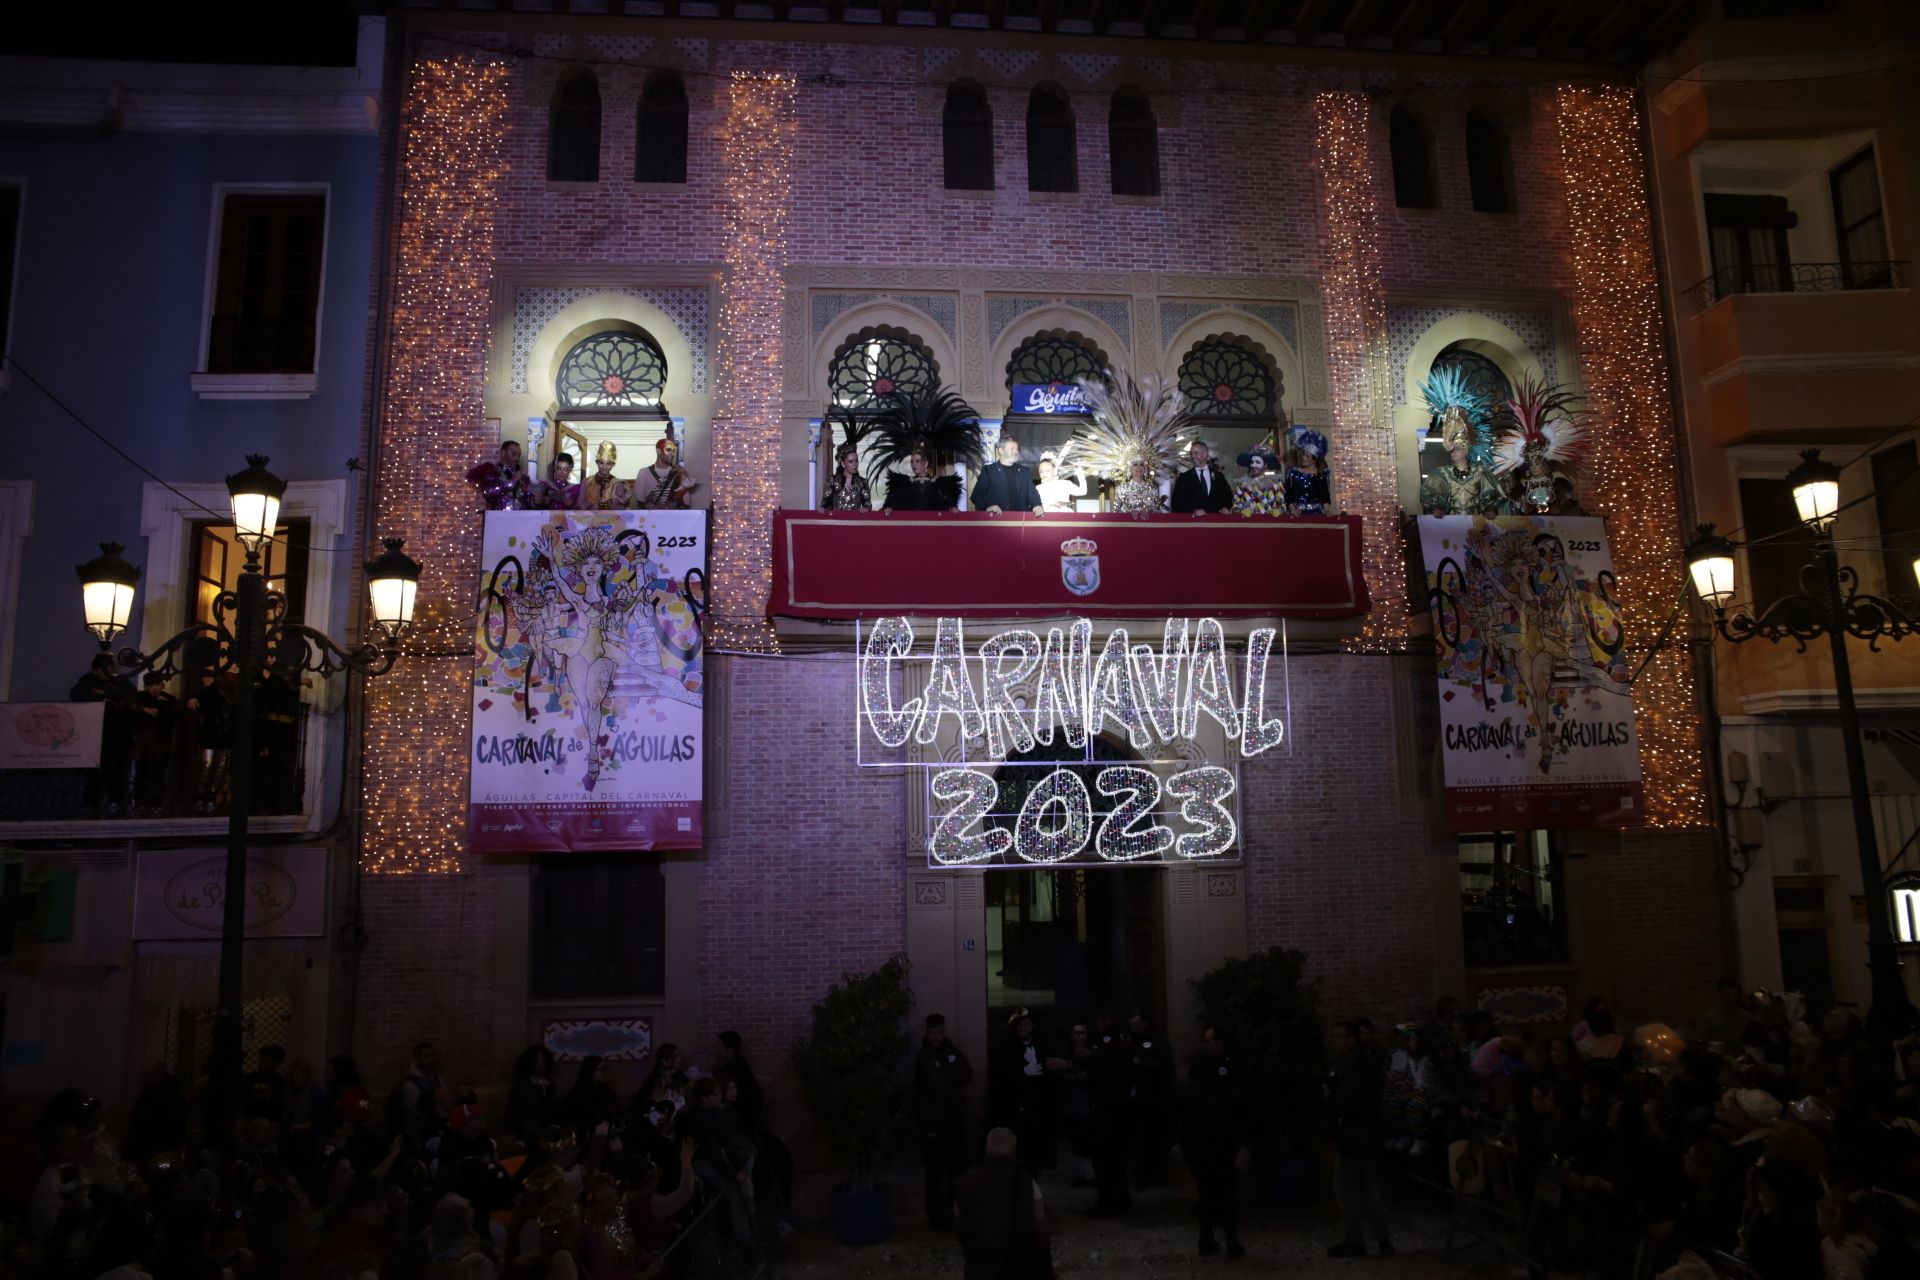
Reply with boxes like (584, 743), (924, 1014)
(1191, 946), (1325, 1207)
(790, 953), (914, 1244)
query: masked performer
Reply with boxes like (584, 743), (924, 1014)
(1492, 374), (1590, 516)
(1061, 367), (1191, 515)
(576, 440), (633, 511)
(1285, 428), (1333, 515)
(1231, 445), (1286, 518)
(467, 440), (532, 511)
(634, 437), (698, 510)
(869, 386), (984, 512)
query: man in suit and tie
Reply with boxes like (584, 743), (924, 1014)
(972, 436), (1045, 515)
(1170, 441), (1233, 514)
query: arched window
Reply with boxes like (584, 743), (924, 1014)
(636, 71), (689, 183)
(1466, 110), (1514, 213)
(548, 71), (602, 183)
(1178, 336), (1281, 424)
(828, 326), (939, 415)
(1006, 331), (1106, 392)
(1389, 105), (1435, 210)
(556, 329), (669, 417)
(1027, 85), (1077, 194)
(944, 81), (994, 191)
(1108, 90), (1159, 197)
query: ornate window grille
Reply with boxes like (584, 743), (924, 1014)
(1006, 331), (1107, 392)
(1178, 337), (1281, 424)
(828, 327), (939, 413)
(555, 329), (669, 416)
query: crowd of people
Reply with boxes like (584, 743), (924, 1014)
(9, 1033), (788, 1280)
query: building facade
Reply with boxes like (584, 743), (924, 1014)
(342, 2), (1726, 1117)
(1647, 0), (1920, 1016)
(0, 19), (385, 1102)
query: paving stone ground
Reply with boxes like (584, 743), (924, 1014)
(769, 1177), (1502, 1279)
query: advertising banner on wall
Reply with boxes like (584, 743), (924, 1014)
(132, 846), (327, 940)
(470, 510), (706, 853)
(1418, 515), (1642, 830)
(0, 703), (103, 768)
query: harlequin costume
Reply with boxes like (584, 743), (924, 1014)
(1231, 446), (1286, 518)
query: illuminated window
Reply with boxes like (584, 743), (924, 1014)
(191, 519), (310, 631)
(207, 193), (326, 373)
(1177, 336), (1280, 425)
(1390, 106), (1436, 209)
(1108, 90), (1159, 197)
(636, 71), (688, 183)
(530, 857), (665, 998)
(548, 71), (601, 182)
(944, 81), (994, 191)
(827, 326), (938, 415)
(1027, 85), (1077, 194)
(555, 329), (669, 416)
(1466, 111), (1514, 213)
(1459, 831), (1568, 967)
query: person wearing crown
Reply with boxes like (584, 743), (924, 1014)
(634, 437), (699, 510)
(467, 440), (532, 511)
(1285, 428), (1333, 515)
(1419, 407), (1505, 517)
(529, 451), (580, 511)
(823, 438), (872, 511)
(1230, 445), (1286, 518)
(1491, 375), (1590, 516)
(576, 440), (633, 511)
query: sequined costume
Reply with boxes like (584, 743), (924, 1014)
(1285, 428), (1333, 515)
(1110, 478), (1166, 514)
(466, 454), (530, 511)
(823, 470), (872, 511)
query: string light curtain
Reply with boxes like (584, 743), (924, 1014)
(710, 70), (795, 654)
(1313, 91), (1407, 650)
(362, 57), (511, 872)
(1554, 84), (1706, 828)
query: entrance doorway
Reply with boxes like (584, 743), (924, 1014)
(985, 867), (1164, 1039)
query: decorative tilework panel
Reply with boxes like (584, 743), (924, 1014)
(988, 296), (1131, 349)
(892, 295), (959, 343)
(923, 46), (959, 73)
(672, 37), (709, 63)
(588, 35), (653, 61)
(534, 32), (572, 57)
(512, 287), (711, 396)
(809, 292), (877, 342)
(1386, 306), (1559, 402)
(1062, 53), (1120, 82)
(1160, 301), (1299, 355)
(977, 48), (1040, 79)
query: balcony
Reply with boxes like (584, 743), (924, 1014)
(1682, 260), (1906, 312)
(0, 695), (311, 838)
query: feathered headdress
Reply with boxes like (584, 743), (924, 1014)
(863, 386), (986, 481)
(1421, 363), (1495, 468)
(1491, 373), (1592, 478)
(1060, 367), (1193, 481)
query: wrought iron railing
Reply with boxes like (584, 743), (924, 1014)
(0, 693), (307, 822)
(1683, 260), (1906, 311)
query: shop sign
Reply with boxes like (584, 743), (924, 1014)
(542, 1017), (654, 1062)
(1010, 382), (1090, 415)
(0, 703), (103, 769)
(132, 845), (326, 940)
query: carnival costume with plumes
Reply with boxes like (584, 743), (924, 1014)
(1061, 367), (1192, 515)
(1285, 428), (1333, 515)
(869, 386), (983, 512)
(1491, 373), (1591, 516)
(1418, 364), (1505, 516)
(1231, 446), (1287, 518)
(467, 450), (530, 511)
(822, 412), (873, 511)
(578, 440), (633, 511)
(635, 438), (698, 510)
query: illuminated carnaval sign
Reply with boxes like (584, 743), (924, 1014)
(856, 617), (1286, 868)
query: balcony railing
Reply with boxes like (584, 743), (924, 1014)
(0, 696), (308, 823)
(1683, 260), (1906, 312)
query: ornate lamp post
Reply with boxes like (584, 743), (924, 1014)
(76, 455), (422, 1139)
(1685, 448), (1920, 1037)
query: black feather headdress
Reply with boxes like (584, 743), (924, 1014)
(863, 386), (987, 481)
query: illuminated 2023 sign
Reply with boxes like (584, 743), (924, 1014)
(857, 617), (1286, 867)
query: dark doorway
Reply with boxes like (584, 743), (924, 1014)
(1777, 927), (1835, 1019)
(985, 867), (1163, 1040)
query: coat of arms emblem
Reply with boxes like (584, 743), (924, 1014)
(1060, 537), (1100, 596)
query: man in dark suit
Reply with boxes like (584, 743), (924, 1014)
(1170, 441), (1233, 514)
(971, 436), (1044, 514)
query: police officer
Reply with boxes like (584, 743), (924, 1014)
(1085, 1012), (1133, 1217)
(1178, 1024), (1246, 1259)
(913, 1013), (972, 1230)
(1127, 1010), (1175, 1189)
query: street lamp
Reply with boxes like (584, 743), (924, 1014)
(1685, 448), (1920, 1040)
(76, 455), (421, 1140)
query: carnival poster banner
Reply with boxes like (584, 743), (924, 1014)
(470, 510), (706, 853)
(1418, 515), (1643, 830)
